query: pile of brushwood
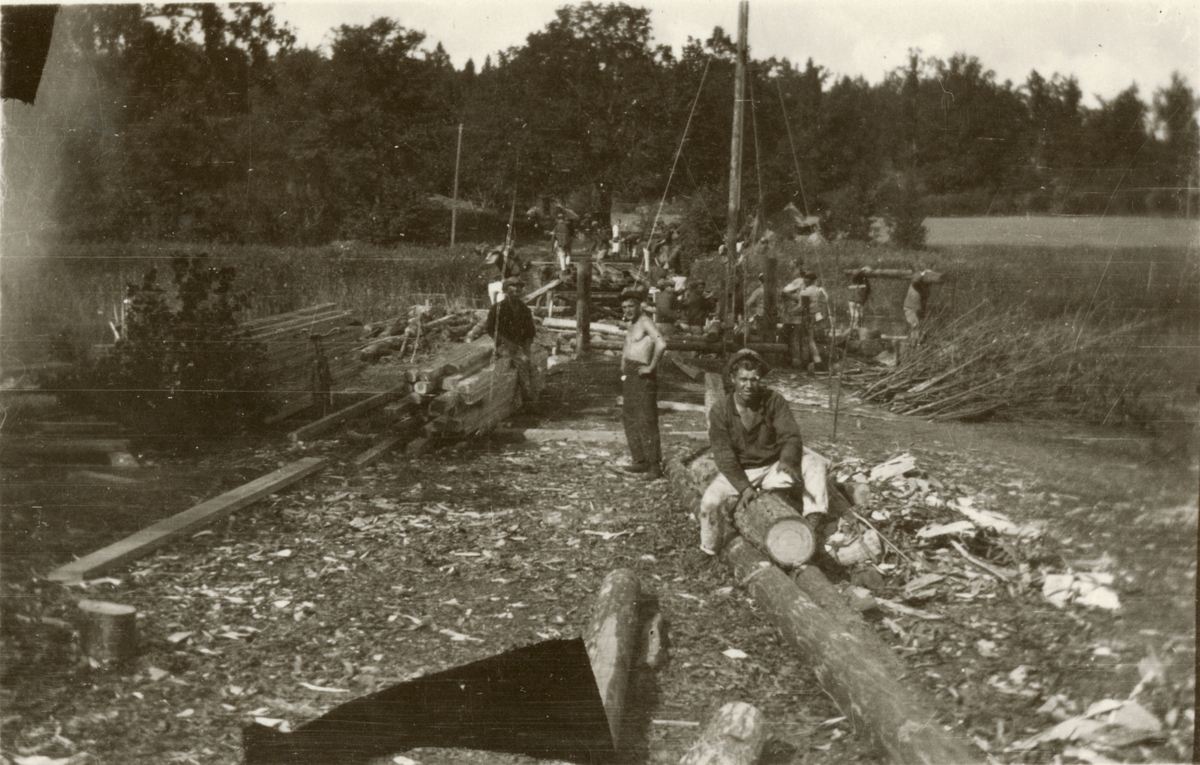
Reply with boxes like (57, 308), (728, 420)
(859, 307), (1163, 424)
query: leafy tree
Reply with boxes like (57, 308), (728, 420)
(1152, 73), (1199, 214)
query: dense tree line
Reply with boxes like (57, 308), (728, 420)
(44, 2), (1200, 245)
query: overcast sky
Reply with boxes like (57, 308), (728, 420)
(272, 0), (1199, 109)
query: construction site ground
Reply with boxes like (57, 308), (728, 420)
(0, 354), (1195, 764)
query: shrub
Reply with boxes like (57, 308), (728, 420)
(820, 184), (874, 242)
(65, 254), (271, 433)
(881, 182), (927, 250)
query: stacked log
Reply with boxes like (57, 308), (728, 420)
(360, 306), (485, 364)
(243, 305), (365, 422)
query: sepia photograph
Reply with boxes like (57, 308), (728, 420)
(0, 1), (1196, 762)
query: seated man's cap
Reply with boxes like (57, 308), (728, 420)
(726, 348), (770, 377)
(621, 286), (647, 301)
(502, 276), (523, 288)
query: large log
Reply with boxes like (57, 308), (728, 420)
(664, 459), (980, 764)
(733, 491), (816, 568)
(722, 538), (979, 763)
(47, 457), (328, 583)
(583, 569), (642, 751)
(679, 701), (767, 765)
(78, 599), (138, 666)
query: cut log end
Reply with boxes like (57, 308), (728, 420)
(763, 519), (816, 568)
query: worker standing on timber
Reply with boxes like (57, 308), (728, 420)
(798, 271), (830, 368)
(700, 349), (828, 556)
(847, 269), (871, 329)
(483, 245), (522, 305)
(465, 277), (538, 405)
(551, 212), (574, 274)
(905, 269), (935, 342)
(619, 286), (666, 479)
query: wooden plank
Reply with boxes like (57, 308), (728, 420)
(523, 279), (562, 302)
(245, 307), (349, 337)
(542, 317), (625, 337)
(2, 437), (131, 456)
(590, 339), (788, 354)
(47, 457), (329, 583)
(615, 397), (705, 413)
(493, 428), (708, 443)
(351, 431), (410, 468)
(288, 384), (412, 443)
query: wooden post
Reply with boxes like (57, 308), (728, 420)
(762, 254), (777, 340)
(78, 599), (137, 665)
(679, 702), (767, 765)
(450, 122), (463, 246)
(575, 252), (592, 359)
(721, 1), (748, 324)
(704, 371), (723, 413)
(583, 569), (642, 751)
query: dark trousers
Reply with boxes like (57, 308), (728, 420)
(622, 371), (661, 469)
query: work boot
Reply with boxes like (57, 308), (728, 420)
(620, 463), (649, 474)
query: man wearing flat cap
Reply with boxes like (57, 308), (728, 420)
(620, 286), (667, 479)
(700, 349), (829, 555)
(466, 277), (539, 403)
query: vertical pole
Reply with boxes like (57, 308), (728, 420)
(762, 254), (777, 340)
(575, 253), (592, 359)
(721, 0), (748, 327)
(450, 122), (463, 246)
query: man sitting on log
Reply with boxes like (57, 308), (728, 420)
(700, 349), (828, 556)
(466, 277), (539, 404)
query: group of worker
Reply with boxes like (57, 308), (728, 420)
(615, 283), (831, 561)
(465, 238), (939, 561)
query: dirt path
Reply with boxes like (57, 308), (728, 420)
(0, 356), (1193, 764)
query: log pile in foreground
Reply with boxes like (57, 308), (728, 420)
(666, 457), (982, 764)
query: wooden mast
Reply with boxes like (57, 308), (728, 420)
(721, 1), (748, 327)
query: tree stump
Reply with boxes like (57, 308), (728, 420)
(679, 701), (767, 765)
(78, 599), (137, 665)
(583, 569), (642, 750)
(733, 491), (815, 568)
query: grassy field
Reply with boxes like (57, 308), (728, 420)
(925, 215), (1198, 248)
(0, 240), (482, 371)
(2, 219), (1196, 427)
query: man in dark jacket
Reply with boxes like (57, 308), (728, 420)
(466, 277), (538, 403)
(699, 349), (828, 555)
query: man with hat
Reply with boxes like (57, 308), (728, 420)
(699, 349), (828, 556)
(619, 286), (667, 479)
(466, 277), (539, 404)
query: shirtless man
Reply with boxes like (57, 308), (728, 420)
(619, 286), (667, 479)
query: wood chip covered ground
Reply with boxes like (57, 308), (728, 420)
(0, 354), (1194, 765)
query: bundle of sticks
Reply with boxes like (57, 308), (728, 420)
(860, 308), (1151, 422)
(359, 306), (485, 363)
